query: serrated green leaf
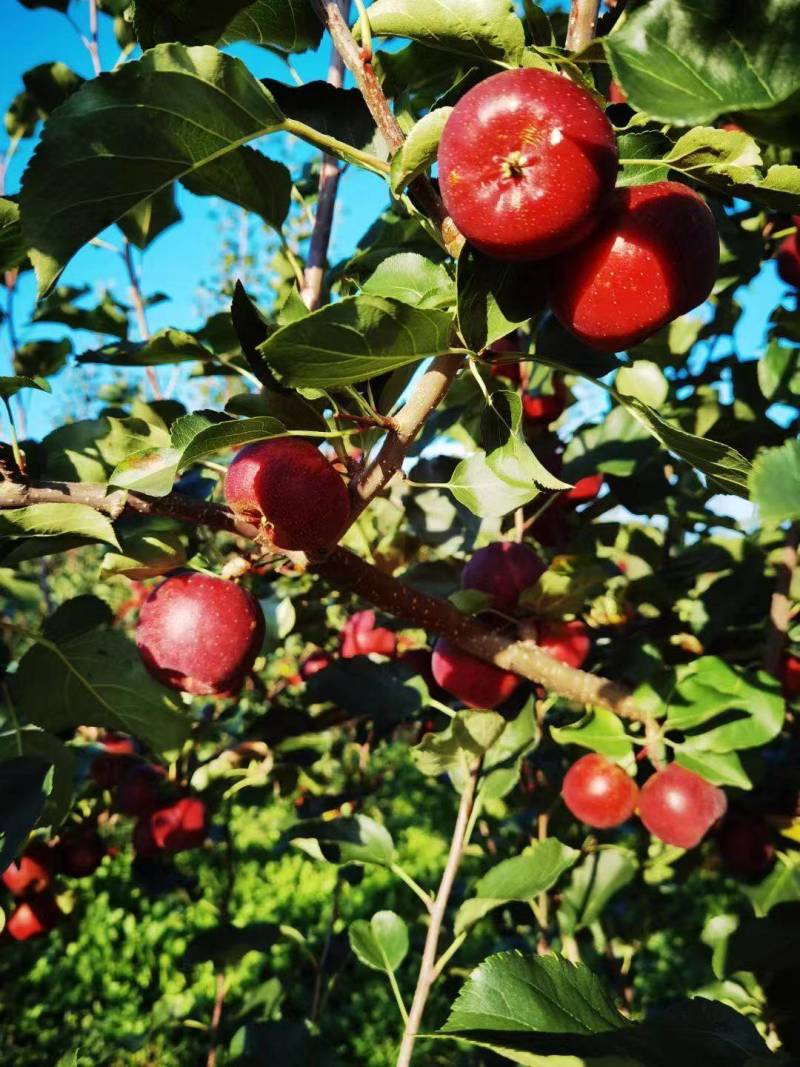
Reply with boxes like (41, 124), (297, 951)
(361, 253), (454, 309)
(674, 746), (751, 790)
(78, 328), (213, 367)
(0, 504), (119, 548)
(390, 108), (451, 194)
(413, 710), (507, 780)
(457, 246), (546, 352)
(744, 853), (800, 918)
(0, 198), (26, 272)
(118, 185), (182, 250)
(134, 0), (321, 54)
(749, 440), (800, 525)
(182, 147), (291, 233)
(551, 708), (634, 762)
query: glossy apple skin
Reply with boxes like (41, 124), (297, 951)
(551, 182), (719, 352)
(565, 473), (604, 504)
(461, 542), (545, 614)
(150, 797), (207, 854)
(340, 610), (397, 658)
(781, 655), (800, 700)
(431, 638), (520, 709)
(537, 620), (591, 670)
(116, 764), (165, 816)
(438, 68), (618, 262)
(776, 234), (800, 288)
(562, 753), (638, 829)
(717, 814), (774, 879)
(2, 843), (53, 897)
(224, 439), (350, 553)
(639, 763), (727, 848)
(59, 830), (106, 878)
(136, 573), (265, 696)
(6, 893), (62, 941)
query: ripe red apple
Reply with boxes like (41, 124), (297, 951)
(562, 753), (638, 829)
(59, 830), (106, 878)
(522, 377), (567, 426)
(550, 182), (719, 352)
(565, 473), (604, 505)
(438, 68), (618, 262)
(537, 620), (591, 670)
(224, 438), (351, 554)
(300, 650), (333, 680)
(150, 797), (207, 854)
(431, 638), (520, 709)
(781, 655), (800, 700)
(608, 80), (628, 105)
(717, 814), (774, 879)
(639, 763), (727, 848)
(116, 764), (165, 816)
(6, 893), (62, 941)
(776, 234), (800, 288)
(136, 572), (265, 696)
(2, 843), (54, 897)
(340, 610), (396, 658)
(461, 542), (545, 614)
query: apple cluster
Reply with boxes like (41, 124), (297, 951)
(438, 68), (721, 352)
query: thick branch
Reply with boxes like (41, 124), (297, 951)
(764, 524), (799, 676)
(395, 760), (480, 1067)
(0, 480), (645, 720)
(566, 0), (600, 51)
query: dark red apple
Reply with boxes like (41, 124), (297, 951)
(717, 814), (774, 879)
(562, 753), (638, 829)
(781, 655), (800, 700)
(431, 638), (520, 709)
(551, 182), (719, 352)
(340, 610), (396, 658)
(224, 438), (350, 554)
(438, 68), (618, 262)
(565, 473), (604, 505)
(6, 893), (62, 941)
(522, 377), (567, 426)
(639, 763), (727, 848)
(461, 541), (545, 614)
(116, 764), (165, 816)
(59, 830), (106, 878)
(2, 843), (54, 897)
(488, 335), (523, 383)
(776, 234), (800, 288)
(150, 797), (207, 854)
(136, 573), (265, 696)
(300, 650), (333, 680)
(537, 620), (591, 670)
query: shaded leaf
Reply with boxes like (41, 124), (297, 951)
(0, 756), (52, 873)
(287, 814), (395, 867)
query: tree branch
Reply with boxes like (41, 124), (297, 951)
(395, 760), (480, 1067)
(566, 0), (600, 51)
(0, 479), (646, 720)
(763, 524), (799, 676)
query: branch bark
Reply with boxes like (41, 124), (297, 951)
(566, 0), (600, 51)
(395, 761), (480, 1067)
(764, 524), (799, 676)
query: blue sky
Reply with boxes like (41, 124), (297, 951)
(1, 1), (793, 447)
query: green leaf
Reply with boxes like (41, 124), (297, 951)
(757, 340), (800, 402)
(0, 727), (74, 834)
(551, 708), (635, 762)
(287, 814), (395, 867)
(14, 338), (72, 379)
(390, 108), (451, 194)
(558, 847), (638, 935)
(100, 529), (187, 580)
(0, 756), (52, 873)
(675, 745), (751, 790)
(360, 253), (455, 309)
(0, 198), (26, 272)
(743, 853), (800, 918)
(263, 78), (383, 164)
(348, 911), (409, 972)
(457, 246), (546, 352)
(133, 0), (321, 54)
(622, 396), (752, 497)
(361, 0), (526, 65)
(182, 147), (291, 233)
(23, 61), (84, 115)
(616, 361), (669, 409)
(0, 504), (120, 548)
(616, 130), (670, 187)
(520, 556), (613, 618)
(11, 601), (189, 752)
(0, 374), (52, 400)
(455, 839), (579, 935)
(749, 440), (800, 525)
(412, 709), (507, 780)
(605, 0), (800, 143)
(258, 296), (455, 387)
(20, 44), (287, 295)
(33, 286), (129, 339)
(78, 327), (213, 367)
(118, 185), (182, 250)
(221, 0), (322, 53)
(478, 699), (540, 800)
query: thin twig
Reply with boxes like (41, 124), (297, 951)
(395, 761), (481, 1067)
(121, 238), (162, 400)
(86, 0), (102, 76)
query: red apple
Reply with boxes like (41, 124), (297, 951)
(781, 655), (800, 699)
(551, 182), (719, 352)
(776, 234), (800, 288)
(224, 439), (350, 554)
(562, 753), (638, 829)
(6, 893), (62, 941)
(717, 814), (774, 879)
(341, 610), (396, 658)
(438, 68), (618, 262)
(136, 573), (265, 696)
(489, 335), (523, 383)
(537, 620), (591, 670)
(2, 843), (54, 897)
(522, 378), (567, 426)
(59, 830), (106, 878)
(300, 650), (333, 680)
(98, 733), (136, 756)
(608, 80), (628, 105)
(461, 542), (545, 614)
(150, 797), (207, 854)
(639, 763), (727, 848)
(431, 638), (520, 709)
(565, 473), (604, 504)
(116, 764), (165, 816)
